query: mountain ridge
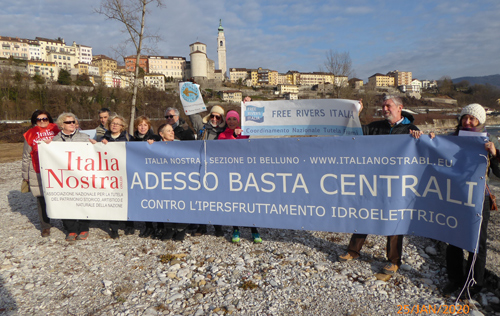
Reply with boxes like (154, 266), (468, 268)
(452, 74), (500, 88)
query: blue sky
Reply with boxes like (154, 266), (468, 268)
(2, 0), (499, 82)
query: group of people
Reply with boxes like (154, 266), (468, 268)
(21, 96), (497, 297)
(21, 98), (262, 244)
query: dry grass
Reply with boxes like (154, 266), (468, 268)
(0, 143), (23, 163)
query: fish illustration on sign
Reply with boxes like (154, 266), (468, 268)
(183, 87), (197, 98)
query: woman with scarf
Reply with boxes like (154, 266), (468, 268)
(22, 110), (60, 237)
(133, 116), (161, 144)
(133, 116), (162, 238)
(442, 103), (500, 296)
(101, 114), (135, 238)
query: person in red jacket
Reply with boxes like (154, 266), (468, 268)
(217, 110), (261, 243)
(22, 110), (60, 237)
(217, 110), (249, 140)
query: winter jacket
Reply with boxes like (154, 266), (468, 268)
(172, 118), (195, 140)
(22, 123), (60, 197)
(52, 129), (92, 142)
(362, 112), (419, 135)
(101, 130), (134, 142)
(133, 129), (161, 142)
(189, 114), (225, 140)
(95, 124), (107, 141)
(217, 127), (250, 140)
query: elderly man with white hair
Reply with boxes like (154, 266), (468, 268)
(339, 95), (422, 275)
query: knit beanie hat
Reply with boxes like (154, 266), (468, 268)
(225, 110), (240, 123)
(460, 103), (486, 125)
(203, 105), (225, 127)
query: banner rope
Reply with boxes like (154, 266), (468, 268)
(455, 152), (488, 306)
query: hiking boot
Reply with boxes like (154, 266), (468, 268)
(442, 281), (461, 295)
(41, 228), (50, 237)
(161, 228), (175, 241)
(232, 229), (240, 243)
(153, 229), (164, 240)
(139, 227), (154, 238)
(109, 230), (119, 239)
(66, 232), (77, 242)
(76, 231), (89, 240)
(174, 230), (186, 241)
(339, 253), (358, 262)
(194, 225), (207, 236)
(382, 263), (399, 275)
(252, 232), (262, 243)
(124, 226), (134, 235)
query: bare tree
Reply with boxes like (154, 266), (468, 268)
(95, 0), (163, 134)
(323, 49), (354, 98)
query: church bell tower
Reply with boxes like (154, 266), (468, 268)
(217, 19), (227, 79)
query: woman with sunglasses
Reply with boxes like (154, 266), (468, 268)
(51, 113), (96, 241)
(189, 105), (226, 141)
(188, 105), (227, 237)
(22, 110), (60, 237)
(101, 115), (135, 238)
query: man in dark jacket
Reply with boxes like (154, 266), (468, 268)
(164, 107), (195, 140)
(339, 95), (421, 275)
(95, 108), (111, 141)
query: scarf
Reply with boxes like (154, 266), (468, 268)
(23, 123), (60, 173)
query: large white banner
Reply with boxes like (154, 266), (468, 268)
(241, 99), (362, 136)
(39, 142), (129, 220)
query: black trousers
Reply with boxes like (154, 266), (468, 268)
(63, 219), (90, 234)
(446, 198), (490, 287)
(109, 221), (134, 231)
(233, 226), (258, 234)
(145, 222), (164, 229)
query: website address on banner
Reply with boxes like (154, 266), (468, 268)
(310, 156), (453, 167)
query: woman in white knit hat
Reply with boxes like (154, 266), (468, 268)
(189, 105), (226, 141)
(188, 105), (227, 236)
(443, 103), (500, 296)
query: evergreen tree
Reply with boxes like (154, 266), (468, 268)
(57, 69), (72, 85)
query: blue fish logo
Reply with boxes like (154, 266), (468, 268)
(245, 106), (265, 123)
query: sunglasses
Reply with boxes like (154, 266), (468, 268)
(165, 115), (175, 119)
(210, 114), (221, 120)
(37, 117), (49, 122)
(63, 121), (76, 124)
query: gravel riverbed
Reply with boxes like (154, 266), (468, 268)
(1, 160), (500, 316)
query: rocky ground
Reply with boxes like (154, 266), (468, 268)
(1, 159), (500, 316)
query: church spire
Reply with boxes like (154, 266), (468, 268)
(218, 19), (224, 32)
